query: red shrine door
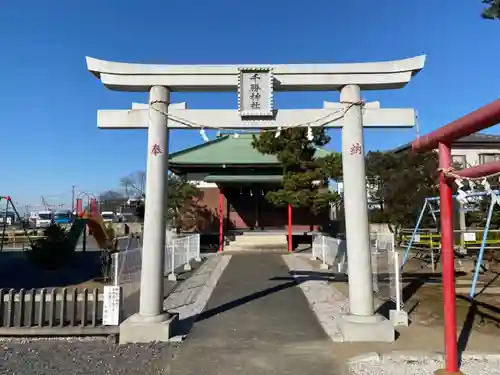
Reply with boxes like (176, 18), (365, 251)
(225, 186), (286, 230)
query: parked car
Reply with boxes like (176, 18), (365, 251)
(101, 211), (117, 223)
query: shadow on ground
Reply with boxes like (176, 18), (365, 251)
(0, 251), (103, 290)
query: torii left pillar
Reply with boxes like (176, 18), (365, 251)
(119, 86), (177, 344)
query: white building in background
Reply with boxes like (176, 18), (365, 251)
(336, 133), (500, 210)
(335, 180), (380, 210)
(392, 133), (500, 169)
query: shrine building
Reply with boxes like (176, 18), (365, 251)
(168, 133), (332, 235)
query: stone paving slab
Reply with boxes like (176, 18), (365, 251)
(164, 255), (231, 317)
(164, 253), (343, 375)
(282, 253), (350, 342)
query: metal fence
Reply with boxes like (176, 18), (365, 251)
(311, 232), (406, 325)
(311, 233), (347, 272)
(0, 287), (118, 335)
(165, 234), (201, 281)
(370, 232), (403, 309)
(111, 233), (201, 288)
(111, 241), (142, 298)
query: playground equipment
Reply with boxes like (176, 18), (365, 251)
(401, 189), (500, 273)
(75, 194), (98, 216)
(0, 195), (34, 252)
(412, 99), (500, 374)
(73, 194), (114, 249)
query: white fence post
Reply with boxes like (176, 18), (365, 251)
(184, 236), (192, 271)
(371, 234), (379, 293)
(195, 234), (201, 262)
(336, 239), (345, 273)
(389, 250), (408, 327)
(310, 234), (317, 260)
(113, 253), (119, 286)
(394, 251), (401, 312)
(320, 234), (329, 270)
(167, 242), (177, 281)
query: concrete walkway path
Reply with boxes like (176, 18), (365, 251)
(166, 253), (342, 375)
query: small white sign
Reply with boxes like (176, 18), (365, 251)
(463, 232), (477, 242)
(414, 234), (420, 243)
(103, 286), (121, 326)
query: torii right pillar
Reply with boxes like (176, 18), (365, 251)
(338, 85), (396, 342)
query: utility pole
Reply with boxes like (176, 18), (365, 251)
(71, 185), (75, 213)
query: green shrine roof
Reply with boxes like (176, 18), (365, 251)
(169, 133), (331, 166)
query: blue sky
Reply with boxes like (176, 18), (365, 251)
(1, 0), (499, 209)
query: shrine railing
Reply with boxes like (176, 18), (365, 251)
(311, 233), (347, 272)
(110, 233), (202, 289)
(370, 232), (404, 309)
(165, 234), (201, 281)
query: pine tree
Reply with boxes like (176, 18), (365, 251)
(251, 127), (342, 213)
(482, 0), (500, 19)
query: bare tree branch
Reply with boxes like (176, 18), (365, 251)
(120, 171), (146, 196)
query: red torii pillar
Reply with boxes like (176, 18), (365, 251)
(412, 99), (500, 374)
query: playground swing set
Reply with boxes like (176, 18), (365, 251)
(401, 182), (500, 300)
(0, 195), (35, 252)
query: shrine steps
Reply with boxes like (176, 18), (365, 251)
(223, 233), (288, 253)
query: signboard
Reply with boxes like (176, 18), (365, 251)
(237, 67), (273, 117)
(463, 232), (477, 242)
(414, 234), (420, 243)
(102, 285), (121, 326)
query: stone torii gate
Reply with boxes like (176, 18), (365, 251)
(86, 56), (425, 344)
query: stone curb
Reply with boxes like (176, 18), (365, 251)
(347, 351), (500, 365)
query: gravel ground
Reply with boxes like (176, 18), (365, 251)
(0, 254), (227, 375)
(348, 352), (500, 375)
(0, 338), (179, 375)
(282, 254), (350, 342)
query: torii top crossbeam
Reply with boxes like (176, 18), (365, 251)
(86, 55), (425, 92)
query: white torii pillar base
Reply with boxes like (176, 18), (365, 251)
(119, 313), (179, 344)
(338, 314), (394, 342)
(339, 84), (394, 343)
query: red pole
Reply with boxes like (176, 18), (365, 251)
(90, 198), (98, 217)
(438, 142), (459, 372)
(76, 199), (83, 215)
(218, 190), (223, 253)
(287, 204), (292, 253)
